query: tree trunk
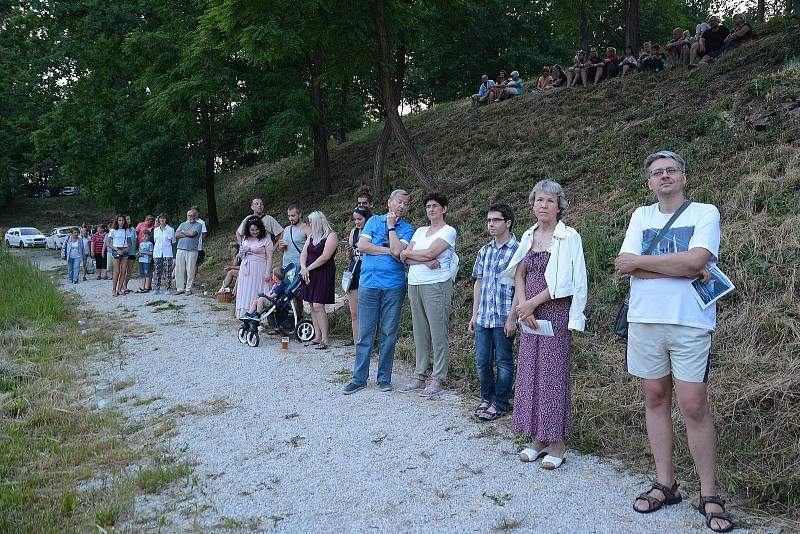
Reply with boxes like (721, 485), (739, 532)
(371, 3), (437, 192)
(338, 79), (349, 143)
(579, 0), (589, 51)
(200, 106), (219, 228)
(372, 39), (406, 196)
(756, 0), (765, 22)
(794, 0), (800, 17)
(311, 46), (333, 197)
(625, 0), (640, 52)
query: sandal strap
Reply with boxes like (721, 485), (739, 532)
(652, 480), (679, 499)
(635, 493), (662, 510)
(699, 495), (725, 509)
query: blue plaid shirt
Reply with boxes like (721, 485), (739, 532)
(472, 234), (519, 328)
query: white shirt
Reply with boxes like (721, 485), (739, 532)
(196, 218), (208, 251)
(108, 229), (130, 248)
(500, 220), (588, 332)
(407, 225), (457, 285)
(619, 202), (720, 331)
(152, 225), (175, 259)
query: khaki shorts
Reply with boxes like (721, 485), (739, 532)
(626, 323), (712, 383)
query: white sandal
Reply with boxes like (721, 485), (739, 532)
(541, 454), (565, 470)
(518, 447), (548, 463)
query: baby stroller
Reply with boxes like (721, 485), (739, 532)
(237, 262), (315, 347)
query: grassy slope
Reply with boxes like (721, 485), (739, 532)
(199, 24), (800, 522)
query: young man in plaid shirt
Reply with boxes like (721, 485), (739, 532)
(468, 203), (519, 421)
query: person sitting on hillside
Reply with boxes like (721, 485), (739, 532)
(241, 267), (286, 320)
(689, 20), (710, 66)
(471, 74), (495, 106)
(567, 50), (587, 87)
(651, 44), (667, 70)
(489, 70), (507, 100)
(536, 67), (552, 91)
(721, 13), (753, 53)
(496, 70), (523, 101)
(217, 243), (241, 295)
(602, 46), (620, 78)
(694, 15), (730, 66)
(550, 64), (568, 87)
(638, 42), (662, 72)
(665, 27), (691, 66)
(619, 45), (639, 77)
(583, 47), (605, 85)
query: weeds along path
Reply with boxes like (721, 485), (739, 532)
(37, 253), (737, 533)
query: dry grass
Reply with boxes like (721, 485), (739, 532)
(191, 25), (800, 522)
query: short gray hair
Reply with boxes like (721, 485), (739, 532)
(389, 189), (409, 199)
(528, 180), (569, 217)
(643, 150), (686, 176)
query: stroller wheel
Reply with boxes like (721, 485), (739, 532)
(295, 319), (315, 343)
(237, 326), (248, 344)
(247, 330), (259, 347)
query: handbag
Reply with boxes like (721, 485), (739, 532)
(614, 200), (692, 337)
(341, 257), (360, 292)
(86, 257), (96, 274)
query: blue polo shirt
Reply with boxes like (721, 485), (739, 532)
(359, 214), (414, 290)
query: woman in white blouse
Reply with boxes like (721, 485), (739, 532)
(400, 192), (457, 397)
(152, 213), (175, 294)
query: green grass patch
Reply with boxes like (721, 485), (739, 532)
(0, 249), (193, 531)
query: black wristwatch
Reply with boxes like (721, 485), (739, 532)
(388, 227), (396, 232)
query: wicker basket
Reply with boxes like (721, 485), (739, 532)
(216, 291), (233, 304)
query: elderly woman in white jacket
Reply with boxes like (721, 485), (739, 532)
(499, 180), (587, 470)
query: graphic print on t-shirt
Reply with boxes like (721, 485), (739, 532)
(642, 226), (694, 255)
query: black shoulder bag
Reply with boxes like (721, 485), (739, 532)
(614, 200), (691, 337)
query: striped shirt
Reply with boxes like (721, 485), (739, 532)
(472, 234), (519, 328)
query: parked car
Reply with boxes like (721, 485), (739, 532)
(33, 189), (51, 198)
(4, 227), (47, 248)
(60, 186), (80, 196)
(45, 226), (75, 250)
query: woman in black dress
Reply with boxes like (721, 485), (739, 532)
(345, 206), (371, 354)
(300, 211), (339, 349)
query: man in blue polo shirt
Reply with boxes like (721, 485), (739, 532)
(344, 189), (414, 394)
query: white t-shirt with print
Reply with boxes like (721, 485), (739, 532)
(620, 202), (720, 331)
(407, 224), (457, 285)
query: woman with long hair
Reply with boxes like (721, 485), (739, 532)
(107, 215), (132, 296)
(345, 206), (372, 355)
(235, 217), (273, 318)
(300, 211), (338, 349)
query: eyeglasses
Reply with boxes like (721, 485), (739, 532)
(648, 167), (683, 178)
(485, 217), (506, 224)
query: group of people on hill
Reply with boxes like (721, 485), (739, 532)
(471, 12), (753, 101)
(62, 208), (209, 297)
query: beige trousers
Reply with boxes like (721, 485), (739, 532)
(174, 249), (198, 291)
(408, 280), (454, 381)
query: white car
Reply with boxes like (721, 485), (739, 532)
(4, 227), (47, 248)
(45, 226), (75, 250)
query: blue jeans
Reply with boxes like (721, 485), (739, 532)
(67, 257), (82, 282)
(352, 285), (406, 387)
(475, 324), (516, 411)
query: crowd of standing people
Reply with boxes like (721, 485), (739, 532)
(56, 148), (732, 533)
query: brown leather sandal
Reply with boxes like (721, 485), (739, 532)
(633, 480), (682, 514)
(698, 495), (734, 533)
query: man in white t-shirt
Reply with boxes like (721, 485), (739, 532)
(615, 150), (732, 532)
(191, 206), (208, 266)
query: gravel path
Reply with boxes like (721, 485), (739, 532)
(33, 251), (749, 533)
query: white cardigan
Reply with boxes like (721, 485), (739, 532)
(500, 220), (588, 331)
